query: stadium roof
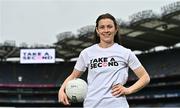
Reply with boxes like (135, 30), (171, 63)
(0, 2), (180, 61)
(55, 2), (180, 60)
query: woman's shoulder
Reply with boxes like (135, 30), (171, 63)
(80, 44), (97, 53)
(115, 43), (131, 52)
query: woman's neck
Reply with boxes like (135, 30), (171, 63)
(98, 42), (114, 48)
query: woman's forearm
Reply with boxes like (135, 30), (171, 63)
(128, 73), (150, 94)
(60, 70), (82, 91)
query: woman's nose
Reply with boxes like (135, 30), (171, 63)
(104, 27), (109, 32)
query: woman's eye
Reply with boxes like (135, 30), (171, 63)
(99, 26), (104, 29)
(107, 25), (113, 28)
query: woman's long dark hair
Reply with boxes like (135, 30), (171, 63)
(94, 13), (121, 44)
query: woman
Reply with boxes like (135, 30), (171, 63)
(58, 13), (150, 108)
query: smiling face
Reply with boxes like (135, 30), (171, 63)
(96, 18), (118, 44)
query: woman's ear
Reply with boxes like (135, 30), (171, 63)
(96, 27), (99, 36)
(115, 27), (119, 34)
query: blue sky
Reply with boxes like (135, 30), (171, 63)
(0, 0), (177, 46)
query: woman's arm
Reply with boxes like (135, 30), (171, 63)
(126, 66), (150, 94)
(112, 66), (150, 96)
(58, 69), (82, 105)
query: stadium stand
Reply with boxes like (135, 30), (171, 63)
(127, 48), (180, 107)
(1, 48), (180, 107)
(0, 1), (180, 107)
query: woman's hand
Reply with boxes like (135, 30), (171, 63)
(111, 84), (131, 96)
(58, 70), (82, 105)
(58, 89), (70, 105)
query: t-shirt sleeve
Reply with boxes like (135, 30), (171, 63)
(74, 50), (87, 72)
(128, 50), (142, 70)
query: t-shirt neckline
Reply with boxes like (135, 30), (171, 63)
(96, 43), (117, 50)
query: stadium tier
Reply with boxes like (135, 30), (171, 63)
(0, 48), (180, 107)
(0, 1), (180, 107)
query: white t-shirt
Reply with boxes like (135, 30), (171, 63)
(74, 43), (142, 108)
